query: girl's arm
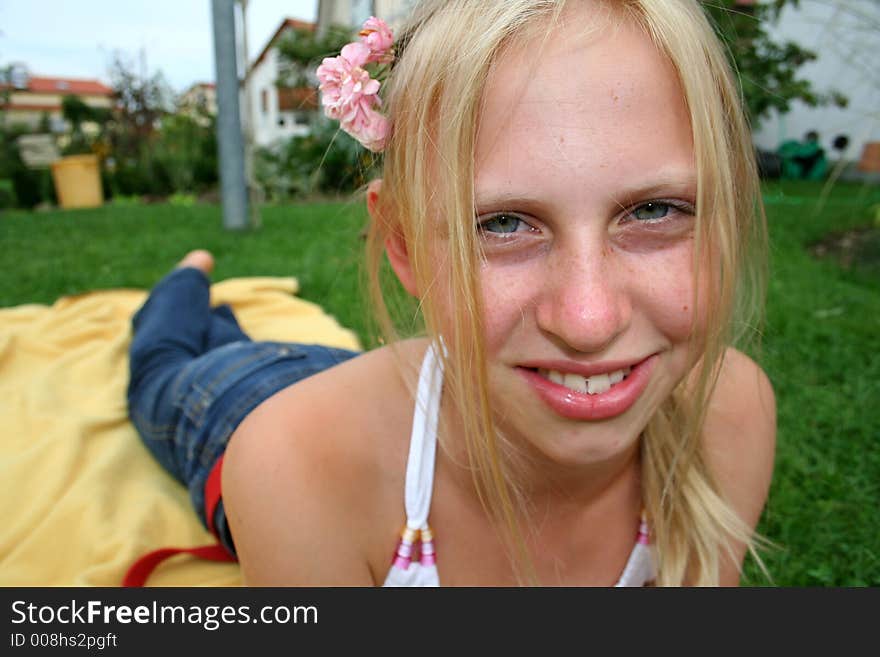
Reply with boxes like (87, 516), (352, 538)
(221, 366), (386, 586)
(701, 347), (777, 586)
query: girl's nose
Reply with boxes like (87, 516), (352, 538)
(534, 247), (632, 354)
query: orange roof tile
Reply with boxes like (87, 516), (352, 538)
(26, 76), (114, 96)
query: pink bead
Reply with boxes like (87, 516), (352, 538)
(637, 521), (650, 545)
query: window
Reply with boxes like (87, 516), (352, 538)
(261, 89), (268, 115)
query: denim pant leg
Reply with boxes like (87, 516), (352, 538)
(176, 342), (360, 554)
(127, 267), (250, 483)
(127, 266), (360, 555)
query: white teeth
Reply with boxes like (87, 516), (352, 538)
(563, 373), (588, 393)
(586, 373), (611, 395)
(541, 366), (631, 395)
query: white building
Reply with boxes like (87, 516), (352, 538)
(246, 18), (318, 148)
(317, 0), (418, 31)
(178, 82), (217, 127)
(750, 0), (880, 165)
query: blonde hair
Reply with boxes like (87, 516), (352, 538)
(365, 0), (768, 586)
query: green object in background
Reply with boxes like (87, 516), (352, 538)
(0, 179), (17, 210)
(778, 138), (829, 181)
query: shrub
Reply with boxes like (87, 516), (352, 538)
(168, 192), (197, 207)
(0, 178), (17, 209)
(254, 116), (379, 202)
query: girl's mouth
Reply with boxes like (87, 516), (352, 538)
(534, 365), (632, 395)
(517, 356), (656, 421)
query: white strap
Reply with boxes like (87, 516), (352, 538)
(382, 562), (440, 587)
(615, 542), (656, 587)
(403, 342), (444, 530)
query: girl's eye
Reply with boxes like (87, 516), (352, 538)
(632, 202), (671, 221)
(625, 200), (694, 224)
(479, 214), (525, 234)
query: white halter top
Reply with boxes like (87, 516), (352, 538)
(382, 343), (656, 587)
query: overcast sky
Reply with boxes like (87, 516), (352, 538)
(0, 0), (318, 92)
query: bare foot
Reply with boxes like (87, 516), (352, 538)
(176, 249), (215, 274)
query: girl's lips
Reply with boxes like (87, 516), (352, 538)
(517, 355), (657, 421)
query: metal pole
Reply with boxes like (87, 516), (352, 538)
(211, 0), (249, 230)
(239, 0), (262, 228)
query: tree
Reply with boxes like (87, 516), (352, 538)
(104, 51), (176, 196)
(274, 24), (353, 89)
(60, 95), (111, 155)
(106, 50), (174, 159)
(153, 113), (218, 194)
(703, 0), (847, 128)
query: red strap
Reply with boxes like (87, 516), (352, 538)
(122, 455), (236, 587)
(204, 454), (225, 537)
(122, 544), (236, 587)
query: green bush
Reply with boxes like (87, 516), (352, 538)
(152, 114), (217, 194)
(11, 165), (55, 208)
(0, 124), (56, 208)
(168, 192), (197, 207)
(109, 194), (142, 207)
(254, 116), (379, 202)
(0, 179), (18, 209)
(103, 114), (217, 200)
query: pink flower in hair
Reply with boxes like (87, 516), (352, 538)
(315, 18), (394, 152)
(344, 106), (389, 152)
(359, 16), (394, 63)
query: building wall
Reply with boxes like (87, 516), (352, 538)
(7, 92), (111, 109)
(247, 47), (310, 148)
(4, 92), (112, 131)
(375, 0), (418, 26)
(179, 84), (217, 117)
(318, 0), (418, 30)
(751, 0), (880, 160)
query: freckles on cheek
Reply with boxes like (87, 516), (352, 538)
(478, 267), (532, 353)
(643, 253), (698, 340)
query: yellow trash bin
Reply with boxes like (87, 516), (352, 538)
(50, 154), (103, 209)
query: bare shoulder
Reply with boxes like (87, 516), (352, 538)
(703, 347), (776, 519)
(221, 340), (428, 585)
(702, 347), (776, 582)
(703, 347), (776, 492)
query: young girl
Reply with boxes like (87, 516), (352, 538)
(128, 0), (775, 586)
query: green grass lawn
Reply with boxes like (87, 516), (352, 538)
(1, 181), (878, 586)
(0, 198), (381, 346)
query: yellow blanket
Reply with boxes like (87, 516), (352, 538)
(0, 277), (361, 586)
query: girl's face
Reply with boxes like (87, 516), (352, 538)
(466, 14), (699, 469)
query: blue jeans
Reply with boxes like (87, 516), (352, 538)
(127, 267), (359, 555)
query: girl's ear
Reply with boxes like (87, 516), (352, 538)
(367, 179), (419, 297)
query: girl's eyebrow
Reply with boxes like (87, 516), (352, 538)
(612, 175), (698, 206)
(475, 174), (698, 210)
(474, 192), (547, 212)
